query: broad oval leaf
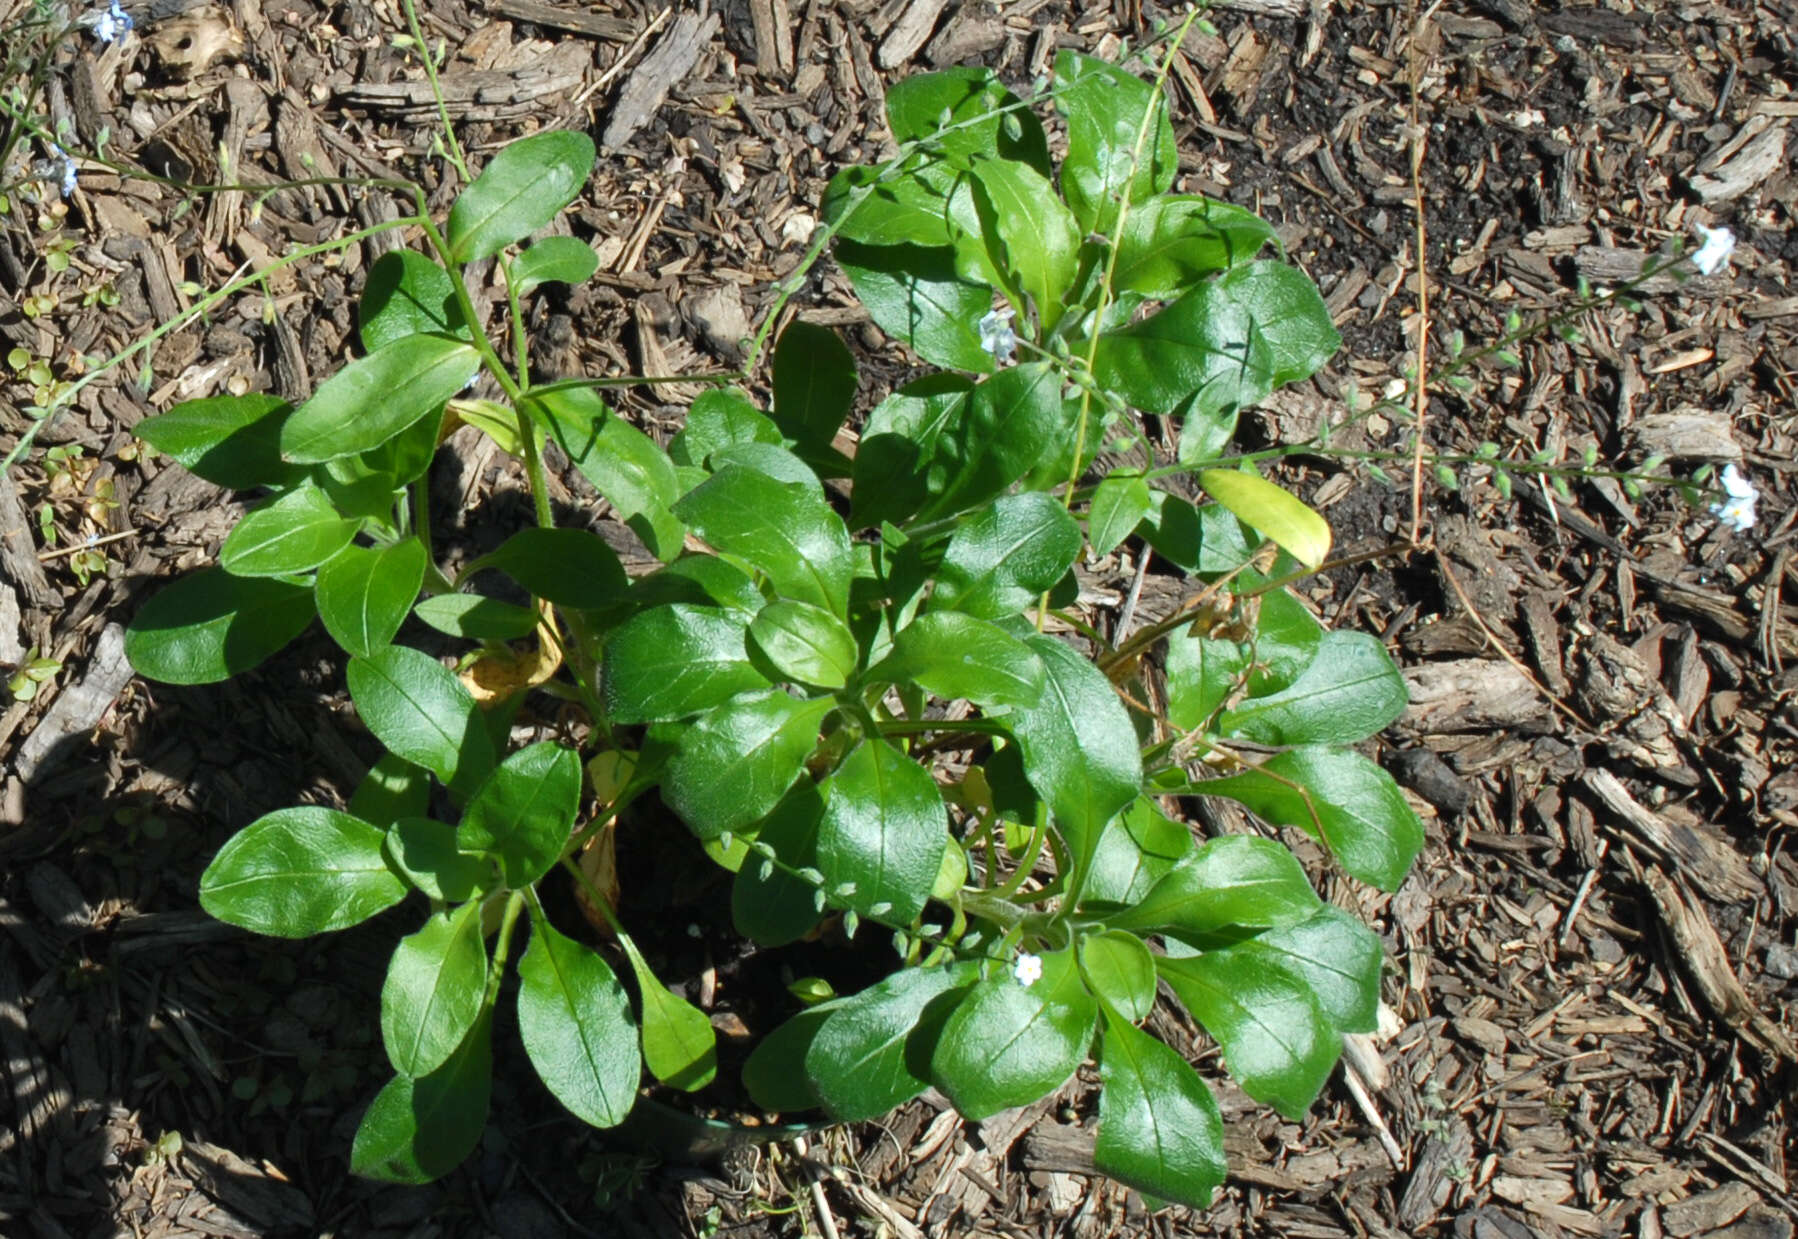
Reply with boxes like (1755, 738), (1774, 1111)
(1113, 196), (1280, 298)
(458, 742), (581, 888)
(219, 483), (359, 577)
(885, 67), (1051, 174)
(1109, 835), (1320, 943)
(749, 599), (858, 689)
(1078, 930), (1157, 1023)
(134, 393), (301, 489)
(447, 129), (596, 264)
(1092, 262), (1340, 422)
(126, 568), (315, 685)
(381, 901), (488, 1077)
(413, 592), (540, 641)
(663, 692), (832, 841)
(815, 739), (949, 925)
(315, 540), (427, 657)
(359, 250), (468, 352)
(484, 526), (628, 611)
(347, 646), (494, 796)
(1198, 746), (1423, 891)
(673, 465), (853, 618)
(1218, 630), (1410, 747)
(1054, 50), (1178, 235)
(351, 753), (432, 828)
(1156, 949), (1339, 1119)
(281, 333), (480, 464)
(836, 240), (996, 374)
(351, 1015), (491, 1184)
(742, 1001), (837, 1114)
(1087, 473), (1153, 558)
(772, 319), (858, 455)
(602, 604), (770, 724)
(869, 611), (1046, 708)
(968, 158), (1079, 329)
(528, 387), (683, 561)
(518, 917), (640, 1127)
(1093, 1006), (1226, 1211)
(913, 362), (1067, 523)
(383, 816), (488, 902)
(669, 388), (782, 468)
(1234, 904), (1384, 1034)
(1006, 634), (1142, 891)
(1165, 584), (1323, 730)
(622, 942), (716, 1091)
(1199, 468), (1331, 570)
(511, 235), (600, 295)
(852, 373), (975, 527)
(1082, 796), (1193, 907)
(932, 948), (1096, 1122)
(806, 964), (973, 1122)
(199, 806), (406, 937)
(931, 492), (1081, 619)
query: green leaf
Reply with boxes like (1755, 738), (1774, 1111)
(868, 611), (1045, 708)
(359, 250), (468, 352)
(518, 916), (640, 1127)
(1156, 949), (1338, 1119)
(772, 320), (857, 453)
(1197, 747), (1423, 891)
(528, 387), (683, 560)
(669, 388), (782, 468)
(381, 901), (487, 1077)
(1093, 1006), (1225, 1211)
(1006, 634), (1142, 892)
(447, 129), (596, 264)
(351, 753), (432, 827)
(218, 483), (360, 577)
(1054, 50), (1178, 235)
(630, 555), (764, 618)
(1092, 262), (1340, 422)
(931, 492), (1081, 619)
(1088, 473), (1153, 558)
(673, 465), (853, 618)
(731, 781), (828, 948)
(932, 948), (1096, 1121)
(383, 816), (488, 902)
(663, 692), (832, 840)
(134, 393), (302, 490)
(511, 235), (600, 295)
(199, 806), (407, 936)
(350, 1014), (491, 1184)
(622, 941), (716, 1091)
(1113, 196), (1279, 298)
(280, 333), (480, 464)
(968, 158), (1079, 329)
(1199, 468), (1331, 570)
(835, 241), (995, 373)
(749, 599), (858, 689)
(1079, 929), (1157, 1023)
(1218, 630), (1410, 746)
(315, 541), (427, 657)
(601, 604), (770, 724)
(742, 1002), (837, 1113)
(885, 67), (1051, 175)
(484, 526), (627, 611)
(1233, 905), (1384, 1034)
(815, 739), (948, 925)
(806, 964), (972, 1121)
(1108, 835), (1320, 943)
(413, 592), (541, 641)
(126, 568), (315, 685)
(852, 373), (974, 527)
(458, 742), (581, 888)
(1165, 585), (1322, 730)
(1137, 494), (1259, 575)
(913, 363), (1067, 522)
(347, 646), (494, 796)
(1083, 796), (1193, 906)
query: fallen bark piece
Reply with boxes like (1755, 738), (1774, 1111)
(1401, 659), (1553, 733)
(602, 11), (720, 149)
(12, 623), (133, 785)
(1691, 121), (1788, 203)
(1583, 770), (1761, 903)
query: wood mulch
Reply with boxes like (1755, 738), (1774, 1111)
(2, 0), (1795, 1236)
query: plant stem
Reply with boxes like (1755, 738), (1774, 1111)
(484, 890), (527, 1006)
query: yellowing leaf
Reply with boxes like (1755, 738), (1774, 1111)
(459, 600), (562, 705)
(1198, 468), (1331, 570)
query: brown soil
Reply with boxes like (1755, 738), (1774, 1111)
(2, 1), (1796, 1237)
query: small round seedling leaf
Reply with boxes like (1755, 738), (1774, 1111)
(199, 806), (407, 937)
(511, 236), (600, 295)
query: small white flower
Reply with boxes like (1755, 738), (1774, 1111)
(1710, 462), (1757, 532)
(978, 308), (1017, 366)
(82, 0), (134, 44)
(49, 143), (76, 198)
(1690, 224), (1736, 277)
(1012, 951), (1043, 988)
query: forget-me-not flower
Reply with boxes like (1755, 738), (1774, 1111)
(49, 143), (77, 198)
(82, 0), (134, 44)
(1690, 224), (1736, 276)
(1710, 463), (1757, 532)
(1012, 951), (1043, 988)
(978, 308), (1017, 366)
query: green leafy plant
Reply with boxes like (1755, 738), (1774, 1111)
(122, 35), (1423, 1210)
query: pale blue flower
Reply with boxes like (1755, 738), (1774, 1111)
(82, 0), (134, 44)
(1710, 463), (1757, 532)
(978, 308), (1017, 366)
(49, 143), (76, 197)
(1690, 224), (1735, 276)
